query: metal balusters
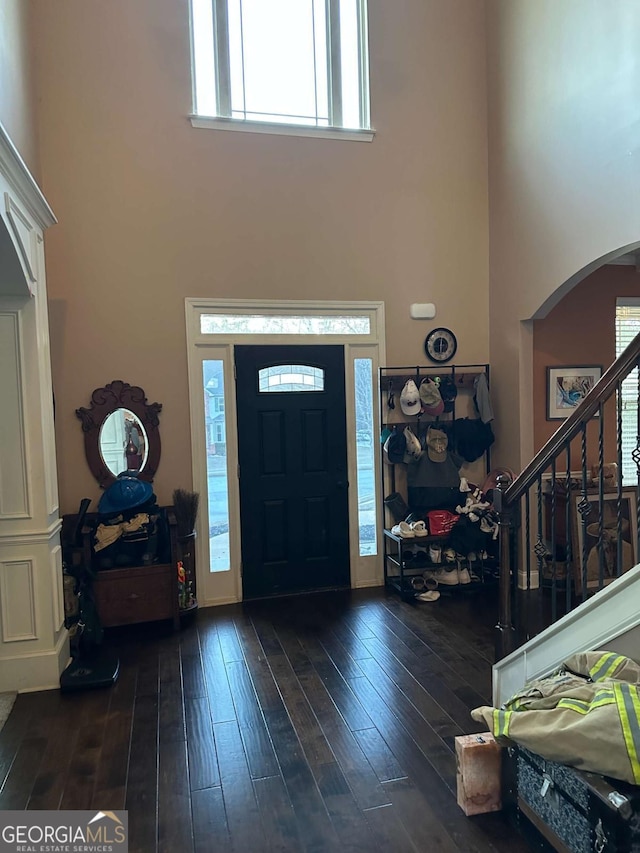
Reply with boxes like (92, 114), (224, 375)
(617, 379), (624, 579)
(498, 335), (640, 651)
(565, 442), (572, 613)
(578, 425), (591, 601)
(512, 495), (522, 644)
(550, 459), (557, 623)
(496, 472), (514, 659)
(524, 489), (531, 591)
(597, 402), (605, 591)
(533, 474), (546, 635)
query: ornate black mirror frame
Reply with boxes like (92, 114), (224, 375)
(76, 380), (162, 489)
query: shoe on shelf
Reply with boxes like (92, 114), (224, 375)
(457, 567), (472, 585)
(424, 567), (459, 586)
(391, 521), (415, 538)
(421, 573), (439, 590)
(428, 544), (442, 564)
(410, 520), (429, 537)
(415, 590), (440, 602)
(403, 551), (425, 568)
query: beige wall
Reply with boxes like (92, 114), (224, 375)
(30, 0), (490, 513)
(532, 264), (639, 466)
(486, 0), (640, 473)
(0, 0), (38, 176)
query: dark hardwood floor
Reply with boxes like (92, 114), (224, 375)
(0, 586), (540, 852)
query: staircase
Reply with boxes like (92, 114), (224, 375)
(493, 333), (640, 695)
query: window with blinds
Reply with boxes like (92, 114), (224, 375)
(615, 298), (640, 485)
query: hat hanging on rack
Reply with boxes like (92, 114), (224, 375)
(384, 427), (407, 463)
(400, 380), (421, 416)
(439, 376), (458, 412)
(426, 427), (448, 462)
(419, 379), (444, 416)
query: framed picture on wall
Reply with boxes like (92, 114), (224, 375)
(546, 365), (602, 420)
(573, 489), (638, 594)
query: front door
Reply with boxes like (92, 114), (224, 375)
(235, 345), (350, 599)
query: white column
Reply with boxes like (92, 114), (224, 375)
(0, 124), (66, 692)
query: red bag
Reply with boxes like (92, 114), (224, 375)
(427, 509), (460, 537)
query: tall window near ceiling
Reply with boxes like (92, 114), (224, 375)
(189, 0), (371, 134)
(616, 298), (640, 485)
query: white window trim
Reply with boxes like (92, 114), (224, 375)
(188, 0), (373, 141)
(185, 298), (385, 606)
(189, 115), (375, 142)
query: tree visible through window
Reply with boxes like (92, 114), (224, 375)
(190, 0), (371, 131)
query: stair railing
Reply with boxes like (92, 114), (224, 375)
(495, 332), (640, 659)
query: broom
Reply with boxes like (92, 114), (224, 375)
(172, 488), (200, 538)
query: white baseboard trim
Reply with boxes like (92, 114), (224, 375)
(0, 629), (69, 693)
(518, 569), (540, 589)
(354, 578), (384, 589)
(200, 596), (240, 607)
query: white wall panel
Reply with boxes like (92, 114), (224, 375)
(0, 557), (37, 641)
(0, 311), (29, 518)
(50, 544), (63, 632)
(0, 124), (64, 692)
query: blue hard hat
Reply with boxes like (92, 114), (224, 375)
(98, 473), (154, 515)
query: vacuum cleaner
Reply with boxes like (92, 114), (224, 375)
(59, 498), (120, 692)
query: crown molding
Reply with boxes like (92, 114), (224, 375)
(0, 123), (56, 230)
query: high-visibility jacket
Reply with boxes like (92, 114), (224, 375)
(471, 651), (640, 784)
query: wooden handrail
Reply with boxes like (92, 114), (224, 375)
(504, 332), (640, 505)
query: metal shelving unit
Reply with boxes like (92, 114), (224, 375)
(379, 363), (495, 599)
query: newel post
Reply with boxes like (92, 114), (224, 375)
(494, 473), (515, 660)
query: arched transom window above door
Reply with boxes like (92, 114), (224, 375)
(258, 365), (325, 392)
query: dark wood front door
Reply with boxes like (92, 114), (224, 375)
(235, 345), (350, 599)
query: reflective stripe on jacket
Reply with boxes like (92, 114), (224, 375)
(471, 651), (640, 784)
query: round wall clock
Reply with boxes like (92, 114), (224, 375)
(424, 327), (457, 363)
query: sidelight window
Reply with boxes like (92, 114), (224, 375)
(203, 360), (231, 571)
(354, 358), (376, 555)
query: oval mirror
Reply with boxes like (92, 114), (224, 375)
(76, 380), (162, 489)
(99, 408), (149, 477)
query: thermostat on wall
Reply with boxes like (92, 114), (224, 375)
(410, 303), (436, 320)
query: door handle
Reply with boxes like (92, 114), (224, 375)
(336, 480), (348, 490)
